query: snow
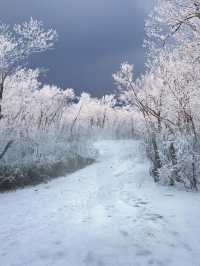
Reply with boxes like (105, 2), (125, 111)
(0, 140), (200, 266)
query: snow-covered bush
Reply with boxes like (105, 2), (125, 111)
(0, 68), (97, 190)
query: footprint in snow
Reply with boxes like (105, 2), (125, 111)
(120, 230), (129, 237)
(145, 213), (164, 221)
(136, 249), (152, 257)
(83, 252), (105, 266)
(134, 204), (141, 208)
(136, 198), (149, 205)
(53, 240), (62, 246)
(148, 258), (165, 266)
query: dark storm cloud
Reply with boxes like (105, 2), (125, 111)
(0, 0), (152, 95)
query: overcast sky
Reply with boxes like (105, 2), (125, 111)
(0, 0), (152, 95)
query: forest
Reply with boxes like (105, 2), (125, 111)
(1, 0), (200, 191)
(1, 1), (200, 266)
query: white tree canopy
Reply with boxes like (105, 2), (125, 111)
(0, 18), (57, 77)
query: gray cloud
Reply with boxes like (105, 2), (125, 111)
(0, 0), (152, 95)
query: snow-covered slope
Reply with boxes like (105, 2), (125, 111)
(0, 140), (200, 266)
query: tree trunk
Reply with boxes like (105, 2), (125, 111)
(0, 140), (13, 160)
(0, 82), (3, 119)
(169, 142), (178, 185)
(151, 133), (162, 182)
(191, 154), (198, 190)
(157, 113), (161, 132)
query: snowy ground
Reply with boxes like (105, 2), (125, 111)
(0, 140), (200, 266)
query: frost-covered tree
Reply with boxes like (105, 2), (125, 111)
(113, 0), (200, 189)
(143, 0), (200, 189)
(0, 18), (57, 118)
(0, 19), (57, 165)
(145, 0), (200, 61)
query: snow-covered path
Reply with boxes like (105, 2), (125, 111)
(1, 140), (200, 266)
